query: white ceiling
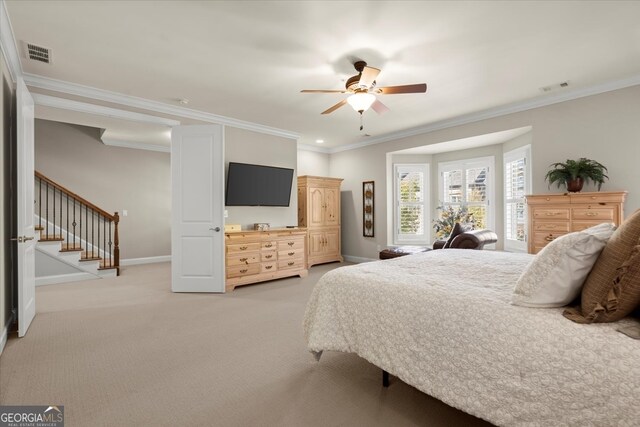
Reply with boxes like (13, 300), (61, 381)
(6, 1), (640, 150)
(36, 106), (171, 148)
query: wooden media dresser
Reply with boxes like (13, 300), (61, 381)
(225, 228), (308, 291)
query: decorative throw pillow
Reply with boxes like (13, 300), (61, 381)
(563, 209), (640, 323)
(512, 222), (616, 308)
(443, 223), (464, 249)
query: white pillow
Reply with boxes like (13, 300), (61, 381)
(512, 222), (616, 308)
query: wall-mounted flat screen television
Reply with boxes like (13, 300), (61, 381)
(225, 162), (294, 207)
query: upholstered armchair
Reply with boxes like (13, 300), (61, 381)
(433, 223), (498, 250)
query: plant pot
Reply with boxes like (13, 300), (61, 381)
(567, 177), (584, 192)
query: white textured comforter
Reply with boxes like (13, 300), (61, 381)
(303, 250), (640, 426)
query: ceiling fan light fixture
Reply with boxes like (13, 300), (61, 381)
(347, 93), (376, 113)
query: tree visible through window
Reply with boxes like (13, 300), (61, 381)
(504, 146), (531, 252)
(439, 157), (494, 233)
(394, 164), (429, 243)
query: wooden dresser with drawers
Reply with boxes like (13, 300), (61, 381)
(224, 228), (308, 291)
(525, 191), (627, 254)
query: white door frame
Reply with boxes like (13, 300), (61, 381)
(16, 77), (36, 337)
(171, 125), (225, 292)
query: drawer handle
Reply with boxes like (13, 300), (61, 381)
(288, 261), (295, 266)
(265, 254), (273, 259)
(240, 269), (248, 273)
(585, 212), (598, 216)
(545, 235), (555, 242)
(545, 212), (560, 216)
(239, 246), (248, 250)
(265, 243), (273, 248)
(265, 265), (273, 270)
(239, 257), (248, 262)
(287, 242), (295, 246)
(288, 252), (295, 256)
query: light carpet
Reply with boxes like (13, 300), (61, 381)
(0, 262), (491, 427)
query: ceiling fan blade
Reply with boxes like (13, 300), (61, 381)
(301, 89), (348, 93)
(371, 99), (390, 115)
(359, 66), (381, 88)
(377, 83), (427, 94)
(321, 99), (347, 115)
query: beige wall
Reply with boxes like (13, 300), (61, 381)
(331, 85), (640, 260)
(1, 49), (14, 340)
(297, 149), (330, 177)
(35, 119), (170, 260)
(224, 127), (298, 229)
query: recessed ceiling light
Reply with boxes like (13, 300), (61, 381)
(315, 139), (324, 144)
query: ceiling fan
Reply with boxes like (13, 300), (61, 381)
(301, 61), (427, 116)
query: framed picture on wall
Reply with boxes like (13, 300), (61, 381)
(363, 181), (374, 237)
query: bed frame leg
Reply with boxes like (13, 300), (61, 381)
(382, 370), (390, 387)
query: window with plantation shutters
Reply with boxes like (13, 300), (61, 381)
(438, 157), (495, 233)
(394, 164), (430, 244)
(504, 145), (531, 252)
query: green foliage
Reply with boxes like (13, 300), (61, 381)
(399, 172), (424, 234)
(432, 205), (476, 239)
(544, 158), (609, 190)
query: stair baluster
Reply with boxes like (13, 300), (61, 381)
(45, 181), (49, 238)
(66, 191), (69, 245)
(52, 186), (55, 236)
(108, 220), (112, 268)
(72, 197), (77, 250)
(38, 179), (42, 230)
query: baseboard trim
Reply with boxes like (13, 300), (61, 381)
(343, 255), (377, 264)
(120, 255), (171, 266)
(35, 272), (96, 286)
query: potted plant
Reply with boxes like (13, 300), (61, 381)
(544, 158), (609, 192)
(432, 205), (476, 239)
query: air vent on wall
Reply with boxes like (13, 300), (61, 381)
(24, 42), (52, 64)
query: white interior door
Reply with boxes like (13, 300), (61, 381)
(16, 78), (36, 336)
(171, 125), (225, 292)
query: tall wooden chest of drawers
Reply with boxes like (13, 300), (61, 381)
(225, 228), (308, 291)
(525, 191), (627, 254)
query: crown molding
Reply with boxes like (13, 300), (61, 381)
(296, 143), (331, 154)
(330, 74), (640, 154)
(23, 73), (301, 140)
(32, 93), (180, 127)
(101, 138), (170, 153)
(0, 0), (22, 82)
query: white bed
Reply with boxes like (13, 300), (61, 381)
(303, 249), (640, 426)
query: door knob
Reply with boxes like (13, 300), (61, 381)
(10, 236), (34, 243)
(210, 227), (221, 232)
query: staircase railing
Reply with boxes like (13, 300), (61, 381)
(34, 171), (120, 275)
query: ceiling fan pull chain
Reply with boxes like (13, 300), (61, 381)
(360, 112), (364, 131)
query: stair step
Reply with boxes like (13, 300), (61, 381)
(39, 234), (64, 242)
(60, 243), (83, 252)
(80, 251), (102, 261)
(99, 261), (117, 270)
(35, 225), (44, 231)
